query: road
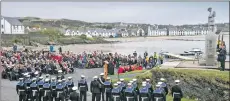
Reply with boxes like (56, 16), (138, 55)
(1, 68), (110, 101)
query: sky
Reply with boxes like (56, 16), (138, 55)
(1, 2), (229, 25)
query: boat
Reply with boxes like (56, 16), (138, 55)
(180, 48), (203, 56)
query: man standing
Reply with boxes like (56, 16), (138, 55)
(90, 76), (101, 101)
(171, 80), (183, 101)
(218, 45), (227, 71)
(160, 78), (168, 101)
(152, 84), (164, 101)
(70, 86), (80, 101)
(104, 77), (113, 101)
(78, 75), (88, 101)
(98, 73), (106, 101)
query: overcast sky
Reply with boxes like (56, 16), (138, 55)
(1, 2), (229, 25)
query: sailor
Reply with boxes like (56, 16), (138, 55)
(132, 79), (139, 95)
(157, 82), (166, 101)
(16, 78), (26, 101)
(77, 75), (88, 101)
(171, 80), (183, 101)
(57, 70), (65, 80)
(37, 77), (44, 101)
(24, 74), (32, 101)
(67, 77), (75, 96)
(70, 86), (80, 101)
(160, 78), (168, 101)
(90, 76), (101, 101)
(152, 84), (164, 101)
(104, 77), (113, 101)
(139, 82), (151, 101)
(50, 78), (57, 101)
(43, 79), (51, 101)
(146, 79), (153, 93)
(34, 71), (39, 78)
(56, 80), (65, 101)
(62, 79), (68, 100)
(111, 83), (122, 101)
(124, 83), (137, 101)
(117, 81), (124, 100)
(45, 74), (51, 82)
(30, 78), (39, 101)
(98, 73), (106, 101)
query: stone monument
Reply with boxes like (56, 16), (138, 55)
(205, 7), (218, 66)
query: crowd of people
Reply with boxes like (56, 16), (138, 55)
(1, 46), (164, 81)
(16, 71), (183, 101)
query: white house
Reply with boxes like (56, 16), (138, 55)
(1, 16), (25, 34)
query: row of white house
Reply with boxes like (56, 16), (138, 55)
(147, 26), (210, 36)
(1, 16), (25, 34)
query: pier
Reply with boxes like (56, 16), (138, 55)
(162, 52), (194, 60)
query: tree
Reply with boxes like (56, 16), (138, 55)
(40, 28), (62, 41)
(80, 34), (87, 40)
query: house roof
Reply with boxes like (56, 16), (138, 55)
(3, 17), (23, 26)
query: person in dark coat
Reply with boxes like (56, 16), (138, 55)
(171, 80), (183, 101)
(69, 86), (80, 101)
(78, 75), (88, 101)
(98, 73), (106, 101)
(218, 46), (227, 71)
(90, 76), (101, 101)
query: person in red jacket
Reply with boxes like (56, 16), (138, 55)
(118, 66), (125, 74)
(136, 64), (143, 70)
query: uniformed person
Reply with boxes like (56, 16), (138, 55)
(157, 82), (166, 101)
(90, 76), (101, 101)
(67, 77), (75, 99)
(159, 54), (164, 64)
(16, 78), (26, 101)
(117, 81), (124, 100)
(62, 79), (68, 100)
(111, 83), (122, 101)
(24, 75), (32, 101)
(171, 80), (183, 101)
(152, 84), (164, 101)
(50, 78), (57, 101)
(57, 70), (65, 80)
(120, 78), (126, 100)
(146, 79), (153, 93)
(78, 75), (88, 101)
(43, 79), (52, 101)
(104, 77), (113, 101)
(45, 74), (51, 82)
(124, 83), (137, 101)
(37, 77), (44, 101)
(56, 80), (65, 101)
(160, 78), (168, 101)
(132, 79), (139, 95)
(70, 86), (80, 101)
(30, 78), (39, 101)
(139, 82), (151, 101)
(98, 73), (106, 101)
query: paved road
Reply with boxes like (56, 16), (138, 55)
(1, 68), (107, 101)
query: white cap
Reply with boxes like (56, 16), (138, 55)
(133, 79), (137, 81)
(156, 84), (160, 87)
(46, 74), (50, 76)
(158, 82), (163, 85)
(32, 78), (37, 81)
(175, 80), (180, 83)
(19, 78), (24, 80)
(160, 78), (165, 81)
(58, 70), (62, 73)
(129, 81), (133, 83)
(62, 79), (66, 81)
(142, 83), (146, 86)
(146, 79), (150, 81)
(26, 75), (30, 77)
(72, 87), (78, 90)
(24, 73), (29, 76)
(51, 78), (55, 80)
(117, 81), (121, 84)
(68, 77), (72, 79)
(58, 80), (62, 82)
(127, 83), (132, 86)
(34, 71), (39, 75)
(81, 75), (85, 78)
(106, 77), (111, 80)
(100, 73), (104, 76)
(120, 78), (124, 81)
(39, 77), (43, 79)
(142, 81), (147, 84)
(45, 79), (49, 82)
(114, 83), (118, 86)
(93, 76), (98, 79)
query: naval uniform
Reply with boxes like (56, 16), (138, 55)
(124, 87), (137, 101)
(30, 81), (39, 101)
(171, 85), (183, 101)
(43, 82), (52, 101)
(78, 79), (88, 101)
(139, 86), (151, 101)
(50, 81), (57, 101)
(98, 77), (106, 101)
(16, 81), (26, 101)
(37, 80), (44, 101)
(90, 80), (101, 101)
(152, 88), (164, 101)
(111, 87), (122, 101)
(104, 81), (113, 101)
(55, 83), (65, 101)
(161, 82), (168, 101)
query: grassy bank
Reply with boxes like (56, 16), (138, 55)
(110, 68), (229, 101)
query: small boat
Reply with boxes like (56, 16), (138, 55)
(180, 48), (203, 56)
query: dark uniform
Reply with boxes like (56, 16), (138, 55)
(161, 82), (168, 101)
(67, 79), (75, 98)
(78, 78), (88, 101)
(218, 48), (227, 71)
(146, 82), (153, 93)
(24, 76), (32, 101)
(55, 82), (65, 101)
(124, 86), (137, 101)
(43, 81), (52, 101)
(90, 78), (101, 101)
(30, 80), (39, 101)
(152, 87), (164, 101)
(62, 80), (68, 100)
(50, 79), (57, 101)
(171, 85), (183, 101)
(132, 81), (139, 95)
(111, 85), (122, 101)
(104, 80), (113, 101)
(98, 76), (106, 101)
(139, 86), (151, 101)
(69, 88), (80, 101)
(16, 79), (26, 101)
(37, 78), (44, 101)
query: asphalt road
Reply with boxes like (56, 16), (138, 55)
(1, 68), (110, 101)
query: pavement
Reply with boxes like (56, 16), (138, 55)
(1, 68), (113, 101)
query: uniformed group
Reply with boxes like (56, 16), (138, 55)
(16, 70), (183, 101)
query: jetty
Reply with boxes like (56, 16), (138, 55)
(162, 52), (194, 60)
